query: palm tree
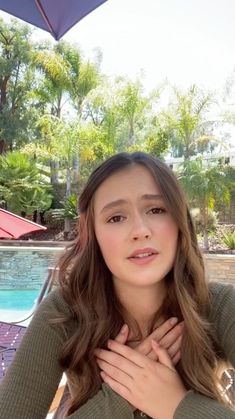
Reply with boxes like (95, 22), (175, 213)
(179, 158), (232, 250)
(33, 41), (75, 185)
(0, 151), (52, 217)
(0, 19), (35, 152)
(164, 85), (218, 159)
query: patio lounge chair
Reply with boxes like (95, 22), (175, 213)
(0, 267), (65, 414)
(0, 321), (27, 381)
(0, 326), (65, 415)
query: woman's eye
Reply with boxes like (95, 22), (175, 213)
(108, 215), (124, 223)
(149, 207), (166, 214)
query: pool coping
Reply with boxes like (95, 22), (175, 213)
(0, 240), (70, 247)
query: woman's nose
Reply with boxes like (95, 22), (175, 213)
(131, 216), (152, 241)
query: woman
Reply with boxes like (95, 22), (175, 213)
(0, 151), (235, 418)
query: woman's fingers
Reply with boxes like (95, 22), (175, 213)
(172, 350), (181, 365)
(114, 324), (129, 344)
(100, 371), (132, 403)
(97, 320), (182, 371)
(137, 317), (179, 355)
(167, 334), (182, 360)
(135, 320), (183, 364)
(143, 338), (181, 364)
(144, 349), (158, 361)
(158, 321), (184, 350)
(103, 339), (148, 369)
(151, 340), (175, 371)
(96, 357), (133, 386)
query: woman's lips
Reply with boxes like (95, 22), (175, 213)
(128, 253), (158, 265)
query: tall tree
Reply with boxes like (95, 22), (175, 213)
(83, 77), (162, 153)
(115, 78), (150, 147)
(33, 41), (75, 118)
(82, 80), (123, 151)
(69, 58), (100, 118)
(65, 47), (101, 180)
(0, 19), (36, 151)
(179, 158), (233, 250)
(33, 41), (77, 183)
(163, 85), (217, 159)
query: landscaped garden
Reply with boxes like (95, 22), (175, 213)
(0, 19), (234, 252)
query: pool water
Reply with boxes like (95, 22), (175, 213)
(0, 290), (39, 310)
(0, 246), (64, 323)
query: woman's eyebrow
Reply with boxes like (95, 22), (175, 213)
(100, 194), (163, 214)
(141, 194), (163, 201)
(100, 199), (127, 213)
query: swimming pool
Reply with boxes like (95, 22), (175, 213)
(0, 245), (64, 323)
(0, 246), (64, 290)
(0, 289), (39, 310)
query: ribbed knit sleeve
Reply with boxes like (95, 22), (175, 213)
(208, 282), (235, 366)
(174, 282), (235, 418)
(174, 390), (235, 419)
(68, 383), (134, 418)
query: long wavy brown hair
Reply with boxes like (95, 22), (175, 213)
(55, 152), (228, 414)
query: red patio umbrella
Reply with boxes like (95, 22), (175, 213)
(0, 0), (108, 40)
(0, 208), (47, 239)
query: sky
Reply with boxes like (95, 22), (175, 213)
(62, 0), (235, 93)
(1, 0), (235, 147)
(1, 0), (235, 92)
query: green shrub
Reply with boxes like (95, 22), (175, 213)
(222, 231), (235, 250)
(50, 194), (78, 221)
(191, 208), (218, 234)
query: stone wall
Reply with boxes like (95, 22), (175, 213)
(204, 254), (235, 287)
(0, 246), (234, 290)
(216, 199), (235, 224)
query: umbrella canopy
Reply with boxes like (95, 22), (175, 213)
(0, 208), (47, 239)
(0, 0), (107, 40)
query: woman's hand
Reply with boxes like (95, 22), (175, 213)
(95, 339), (187, 419)
(114, 318), (183, 365)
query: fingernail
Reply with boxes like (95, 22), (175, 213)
(170, 317), (178, 326)
(100, 371), (106, 379)
(107, 339), (113, 348)
(120, 324), (128, 334)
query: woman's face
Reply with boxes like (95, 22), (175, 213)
(93, 164), (178, 292)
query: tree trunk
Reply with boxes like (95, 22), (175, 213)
(56, 93), (62, 118)
(0, 76), (10, 112)
(33, 210), (37, 223)
(63, 166), (73, 238)
(63, 217), (71, 240)
(184, 134), (191, 160)
(72, 155), (79, 185)
(39, 211), (45, 225)
(50, 160), (59, 184)
(0, 139), (7, 154)
(128, 118), (135, 146)
(66, 166), (71, 197)
(201, 205), (209, 251)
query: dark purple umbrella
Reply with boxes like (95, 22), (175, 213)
(0, 0), (107, 40)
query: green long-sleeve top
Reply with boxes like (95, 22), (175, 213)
(0, 282), (235, 419)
